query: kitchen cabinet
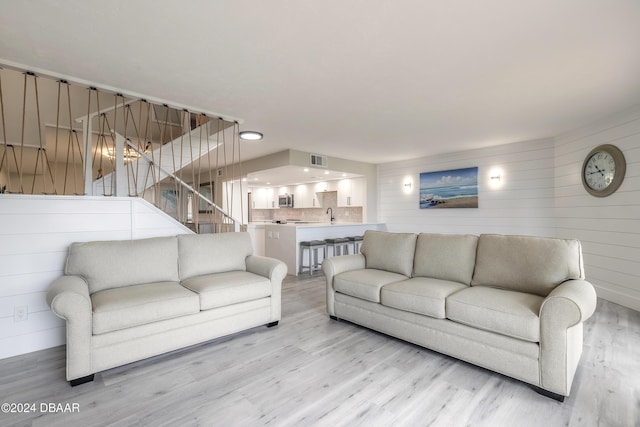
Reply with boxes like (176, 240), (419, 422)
(277, 186), (290, 197)
(251, 187), (267, 209)
(348, 177), (364, 206)
(293, 183), (320, 208)
(250, 178), (363, 209)
(251, 187), (278, 209)
(267, 188), (278, 209)
(330, 177), (364, 206)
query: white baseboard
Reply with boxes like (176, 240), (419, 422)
(595, 285), (640, 313)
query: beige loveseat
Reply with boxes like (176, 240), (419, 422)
(323, 231), (596, 401)
(47, 232), (287, 386)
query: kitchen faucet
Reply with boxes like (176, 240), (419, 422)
(326, 207), (335, 222)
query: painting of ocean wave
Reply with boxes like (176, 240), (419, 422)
(419, 167), (478, 209)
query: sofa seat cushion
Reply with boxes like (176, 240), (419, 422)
(446, 286), (544, 342)
(91, 282), (199, 335)
(334, 269), (408, 303)
(181, 271), (271, 310)
(381, 277), (467, 319)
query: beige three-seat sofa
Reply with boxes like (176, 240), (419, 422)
(323, 231), (597, 400)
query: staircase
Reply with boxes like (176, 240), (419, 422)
(93, 123), (222, 197)
(90, 110), (241, 232)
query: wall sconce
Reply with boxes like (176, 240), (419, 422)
(403, 177), (413, 194)
(489, 168), (503, 189)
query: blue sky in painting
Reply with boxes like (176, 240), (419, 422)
(419, 167), (478, 189)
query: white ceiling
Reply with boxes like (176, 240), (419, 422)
(1, 0), (640, 165)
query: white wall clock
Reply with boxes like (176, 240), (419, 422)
(581, 144), (626, 197)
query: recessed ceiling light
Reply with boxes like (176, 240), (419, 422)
(324, 171), (330, 175)
(239, 131), (263, 141)
(303, 168), (309, 172)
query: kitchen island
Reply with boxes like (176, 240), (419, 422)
(264, 222), (386, 276)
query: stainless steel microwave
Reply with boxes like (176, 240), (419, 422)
(278, 194), (294, 208)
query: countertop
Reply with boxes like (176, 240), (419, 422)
(262, 222), (381, 228)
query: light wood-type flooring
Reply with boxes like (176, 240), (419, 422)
(1, 274), (638, 427)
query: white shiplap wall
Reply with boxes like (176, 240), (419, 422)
(378, 108), (640, 313)
(0, 195), (193, 359)
(378, 138), (557, 237)
(554, 108), (640, 312)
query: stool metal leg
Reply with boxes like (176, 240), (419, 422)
(312, 247), (318, 273)
(299, 246), (304, 274)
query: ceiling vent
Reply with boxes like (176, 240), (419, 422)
(310, 154), (328, 168)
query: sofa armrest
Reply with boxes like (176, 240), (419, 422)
(539, 279), (597, 395)
(246, 255), (287, 281)
(540, 279), (597, 327)
(322, 254), (366, 316)
(46, 275), (93, 380)
(322, 254), (366, 280)
(246, 255), (287, 323)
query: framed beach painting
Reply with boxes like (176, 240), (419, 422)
(419, 167), (478, 209)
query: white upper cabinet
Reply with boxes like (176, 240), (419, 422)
(251, 187), (277, 209)
(331, 177), (364, 206)
(349, 177), (364, 206)
(251, 187), (267, 209)
(293, 184), (319, 208)
(266, 187), (278, 209)
(250, 177), (364, 209)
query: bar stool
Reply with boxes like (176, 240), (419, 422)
(347, 235), (364, 254)
(325, 237), (350, 257)
(299, 240), (327, 275)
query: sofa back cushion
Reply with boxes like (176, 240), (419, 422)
(178, 232), (253, 280)
(413, 233), (478, 285)
(471, 234), (584, 297)
(360, 230), (417, 277)
(65, 236), (179, 294)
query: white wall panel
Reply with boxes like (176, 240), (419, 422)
(554, 107), (640, 311)
(0, 326), (66, 361)
(378, 138), (556, 237)
(2, 271), (63, 297)
(377, 107), (640, 312)
(0, 195), (192, 359)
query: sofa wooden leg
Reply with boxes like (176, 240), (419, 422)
(266, 321), (279, 328)
(69, 374), (94, 387)
(532, 386), (565, 402)
(329, 315), (339, 321)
